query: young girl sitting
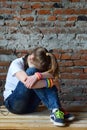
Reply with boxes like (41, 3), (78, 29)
(3, 47), (75, 127)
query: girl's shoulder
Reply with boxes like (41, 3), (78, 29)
(11, 57), (24, 67)
(13, 57), (23, 62)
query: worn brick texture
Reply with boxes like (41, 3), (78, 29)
(0, 49), (87, 106)
(0, 0), (87, 106)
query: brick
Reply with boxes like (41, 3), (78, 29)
(36, 17), (45, 21)
(12, 0), (26, 2)
(11, 4), (18, 9)
(59, 49), (73, 53)
(61, 73), (78, 79)
(48, 16), (56, 21)
(59, 67), (66, 73)
(79, 9), (87, 14)
(30, 0), (61, 1)
(14, 16), (23, 21)
(67, 16), (77, 21)
(30, 0), (50, 2)
(59, 61), (73, 67)
(0, 68), (8, 73)
(37, 10), (50, 15)
(80, 50), (87, 54)
(71, 54), (81, 60)
(23, 17), (34, 21)
(57, 16), (66, 21)
(44, 4), (52, 9)
(64, 22), (74, 27)
(0, 9), (12, 14)
(69, 0), (80, 2)
(64, 9), (75, 15)
(0, 49), (13, 54)
(0, 0), (6, 2)
(84, 68), (87, 73)
(61, 53), (71, 60)
(64, 61), (73, 67)
(51, 0), (61, 1)
(0, 75), (6, 80)
(0, 61), (10, 66)
(22, 4), (31, 9)
(74, 60), (87, 66)
(71, 68), (83, 73)
(63, 67), (72, 73)
(79, 74), (87, 79)
(31, 3), (42, 9)
(81, 54), (87, 60)
(1, 3), (11, 8)
(20, 10), (32, 15)
(53, 9), (63, 15)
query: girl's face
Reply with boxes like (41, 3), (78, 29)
(27, 53), (41, 70)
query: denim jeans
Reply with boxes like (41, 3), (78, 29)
(4, 67), (61, 114)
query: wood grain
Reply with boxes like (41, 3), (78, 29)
(0, 105), (87, 130)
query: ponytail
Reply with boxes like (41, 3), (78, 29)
(46, 52), (59, 79)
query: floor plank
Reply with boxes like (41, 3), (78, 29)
(0, 105), (87, 130)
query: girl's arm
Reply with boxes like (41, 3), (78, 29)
(16, 70), (60, 89)
(25, 78), (60, 89)
(15, 71), (28, 84)
(15, 70), (54, 88)
(41, 71), (53, 79)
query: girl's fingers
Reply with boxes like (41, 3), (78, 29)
(24, 75), (37, 88)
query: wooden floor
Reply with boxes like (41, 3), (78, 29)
(0, 105), (87, 130)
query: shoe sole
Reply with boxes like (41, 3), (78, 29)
(50, 118), (65, 127)
(66, 116), (75, 121)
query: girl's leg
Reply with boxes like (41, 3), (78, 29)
(26, 68), (62, 111)
(4, 68), (41, 114)
(26, 67), (62, 111)
(26, 68), (74, 126)
(34, 86), (61, 111)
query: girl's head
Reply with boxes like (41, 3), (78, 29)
(27, 47), (50, 71)
(23, 47), (59, 78)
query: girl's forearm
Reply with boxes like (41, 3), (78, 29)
(32, 78), (54, 89)
(15, 71), (28, 83)
(41, 72), (53, 79)
(32, 80), (46, 89)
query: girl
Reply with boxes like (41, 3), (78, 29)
(3, 47), (75, 127)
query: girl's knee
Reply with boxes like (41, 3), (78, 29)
(26, 67), (39, 75)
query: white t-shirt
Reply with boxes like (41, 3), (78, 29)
(3, 57), (24, 100)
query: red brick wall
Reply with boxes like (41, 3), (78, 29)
(0, 0), (87, 106)
(0, 48), (87, 106)
(0, 0), (87, 35)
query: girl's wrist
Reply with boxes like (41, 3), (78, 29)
(35, 72), (43, 80)
(45, 78), (53, 88)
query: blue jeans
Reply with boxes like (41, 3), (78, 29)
(4, 67), (61, 114)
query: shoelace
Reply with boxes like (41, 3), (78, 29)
(54, 110), (64, 119)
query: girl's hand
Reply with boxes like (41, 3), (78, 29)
(24, 75), (38, 88)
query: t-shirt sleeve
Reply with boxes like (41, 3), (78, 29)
(9, 57), (24, 76)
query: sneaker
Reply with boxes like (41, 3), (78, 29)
(61, 108), (75, 121)
(64, 113), (75, 121)
(50, 110), (65, 126)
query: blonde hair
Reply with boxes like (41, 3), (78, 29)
(46, 52), (59, 79)
(23, 47), (59, 79)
